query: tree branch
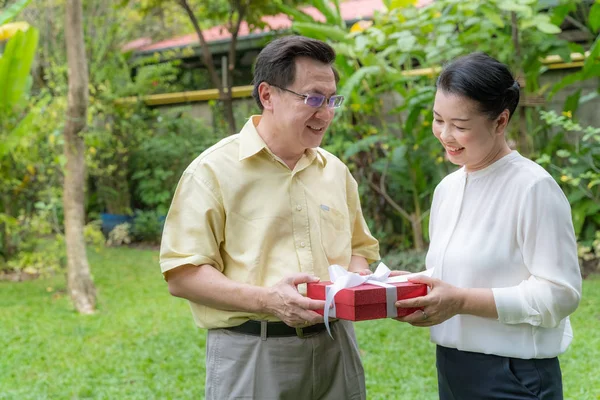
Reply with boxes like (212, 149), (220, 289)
(511, 12), (521, 64)
(367, 162), (411, 222)
(227, 0), (246, 94)
(176, 0), (223, 93)
(565, 15), (592, 35)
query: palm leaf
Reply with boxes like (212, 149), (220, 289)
(339, 65), (382, 100)
(311, 0), (344, 27)
(0, 27), (38, 113)
(292, 21), (348, 42)
(277, 4), (316, 23)
(0, 0), (32, 26)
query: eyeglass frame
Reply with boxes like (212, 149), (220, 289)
(267, 83), (344, 109)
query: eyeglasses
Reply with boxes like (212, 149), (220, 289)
(269, 84), (344, 109)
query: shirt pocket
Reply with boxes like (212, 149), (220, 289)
(319, 205), (352, 266)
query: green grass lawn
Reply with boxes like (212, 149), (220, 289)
(1, 246), (598, 399)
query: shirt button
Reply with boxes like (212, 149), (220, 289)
(300, 242), (306, 248)
(296, 205), (302, 211)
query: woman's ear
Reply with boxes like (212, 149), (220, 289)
(495, 109), (510, 135)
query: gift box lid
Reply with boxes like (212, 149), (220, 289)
(307, 281), (427, 306)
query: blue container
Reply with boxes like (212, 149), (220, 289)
(100, 213), (134, 237)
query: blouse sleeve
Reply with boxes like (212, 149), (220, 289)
(492, 177), (582, 328)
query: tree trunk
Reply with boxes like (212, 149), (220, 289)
(220, 3), (247, 134)
(221, 94), (236, 134)
(64, 0), (96, 314)
(367, 164), (425, 251)
(409, 214), (424, 252)
(178, 0), (237, 134)
(511, 12), (530, 155)
(1, 194), (15, 261)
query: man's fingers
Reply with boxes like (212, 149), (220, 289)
(302, 298), (326, 311)
(286, 310), (324, 327)
(305, 311), (324, 325)
(287, 273), (321, 286)
(389, 270), (411, 277)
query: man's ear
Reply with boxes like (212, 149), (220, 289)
(258, 82), (274, 111)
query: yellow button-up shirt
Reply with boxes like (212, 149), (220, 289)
(160, 116), (380, 328)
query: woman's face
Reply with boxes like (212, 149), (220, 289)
(432, 90), (510, 172)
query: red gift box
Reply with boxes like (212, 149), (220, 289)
(307, 281), (427, 321)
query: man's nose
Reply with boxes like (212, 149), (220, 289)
(314, 103), (334, 120)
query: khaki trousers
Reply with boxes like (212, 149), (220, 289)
(205, 320), (366, 400)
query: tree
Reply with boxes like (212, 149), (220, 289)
(175, 0), (239, 133)
(291, 0), (575, 252)
(134, 0), (300, 134)
(63, 0), (95, 314)
(0, 0), (41, 267)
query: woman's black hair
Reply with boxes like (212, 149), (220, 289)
(436, 52), (520, 121)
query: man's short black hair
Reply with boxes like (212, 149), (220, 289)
(252, 35), (339, 110)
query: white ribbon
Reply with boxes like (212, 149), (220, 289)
(323, 264), (434, 338)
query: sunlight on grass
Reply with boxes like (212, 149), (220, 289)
(1, 247), (598, 399)
(0, 247), (205, 399)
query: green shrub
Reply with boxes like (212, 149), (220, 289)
(293, 0), (574, 252)
(84, 220), (106, 251)
(536, 110), (600, 245)
(131, 210), (164, 244)
(578, 231), (600, 278)
(129, 108), (223, 215)
(1, 216), (105, 277)
(379, 249), (427, 273)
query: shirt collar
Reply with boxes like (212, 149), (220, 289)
(238, 115), (328, 168)
(460, 150), (519, 180)
(306, 147), (328, 167)
(238, 115), (268, 161)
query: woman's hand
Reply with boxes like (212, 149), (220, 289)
(394, 275), (465, 327)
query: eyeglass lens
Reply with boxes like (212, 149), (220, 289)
(305, 95), (344, 108)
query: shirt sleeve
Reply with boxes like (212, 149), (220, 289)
(159, 164), (225, 277)
(492, 177), (582, 328)
(345, 167), (380, 263)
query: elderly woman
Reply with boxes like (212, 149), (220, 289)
(395, 53), (582, 399)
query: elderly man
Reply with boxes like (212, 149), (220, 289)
(160, 35), (379, 400)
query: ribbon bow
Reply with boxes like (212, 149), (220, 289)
(324, 263), (395, 338)
(323, 263), (434, 338)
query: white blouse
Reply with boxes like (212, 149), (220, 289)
(427, 151), (582, 359)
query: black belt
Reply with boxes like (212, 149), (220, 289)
(225, 320), (334, 339)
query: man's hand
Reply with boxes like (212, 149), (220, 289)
(389, 270), (411, 277)
(261, 273), (326, 328)
(355, 269), (372, 276)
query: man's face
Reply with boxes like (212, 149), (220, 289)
(270, 57), (337, 153)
